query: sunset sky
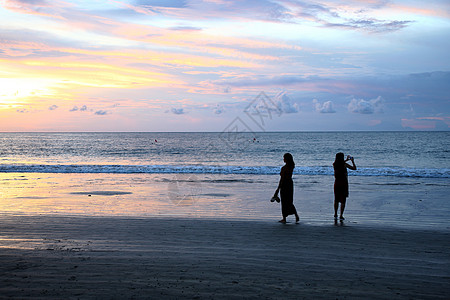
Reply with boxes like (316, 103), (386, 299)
(0, 0), (449, 131)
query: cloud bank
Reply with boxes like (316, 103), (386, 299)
(0, 0), (448, 131)
(348, 96), (384, 114)
(274, 92), (299, 114)
(313, 99), (336, 113)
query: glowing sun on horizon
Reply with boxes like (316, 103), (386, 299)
(0, 78), (55, 106)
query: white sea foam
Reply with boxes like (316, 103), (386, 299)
(0, 164), (448, 178)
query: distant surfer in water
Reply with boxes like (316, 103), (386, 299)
(273, 153), (299, 224)
(333, 152), (357, 220)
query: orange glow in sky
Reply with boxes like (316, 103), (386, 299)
(0, 0), (449, 131)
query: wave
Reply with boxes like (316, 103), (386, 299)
(0, 164), (449, 178)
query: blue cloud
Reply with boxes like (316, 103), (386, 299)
(134, 0), (187, 8)
(70, 105), (88, 112)
(95, 110), (108, 115)
(213, 105), (225, 115)
(169, 26), (202, 31)
(313, 99), (336, 113)
(348, 96), (384, 114)
(171, 108), (185, 115)
(274, 92), (299, 114)
(217, 75), (308, 88)
(324, 19), (413, 33)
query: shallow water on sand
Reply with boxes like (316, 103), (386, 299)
(1, 172), (448, 231)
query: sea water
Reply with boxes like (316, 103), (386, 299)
(0, 132), (449, 230)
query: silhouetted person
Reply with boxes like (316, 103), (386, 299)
(274, 153), (299, 223)
(333, 152), (356, 220)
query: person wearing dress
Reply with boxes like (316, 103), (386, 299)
(333, 152), (357, 220)
(273, 153), (299, 224)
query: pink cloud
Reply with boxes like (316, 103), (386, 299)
(389, 2), (450, 19)
(2, 0), (67, 19)
(401, 118), (448, 130)
(368, 119), (382, 126)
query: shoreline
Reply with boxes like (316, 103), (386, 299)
(1, 172), (449, 232)
(1, 215), (449, 299)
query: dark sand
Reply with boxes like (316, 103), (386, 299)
(0, 215), (449, 299)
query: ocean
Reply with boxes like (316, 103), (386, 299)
(0, 132), (449, 230)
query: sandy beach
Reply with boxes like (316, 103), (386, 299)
(0, 168), (449, 299)
(0, 214), (449, 299)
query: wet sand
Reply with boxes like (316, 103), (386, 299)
(0, 215), (449, 299)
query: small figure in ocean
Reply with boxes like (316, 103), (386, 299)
(273, 153), (299, 224)
(333, 152), (357, 220)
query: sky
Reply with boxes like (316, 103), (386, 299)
(0, 0), (449, 132)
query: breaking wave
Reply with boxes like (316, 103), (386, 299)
(0, 164), (448, 178)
